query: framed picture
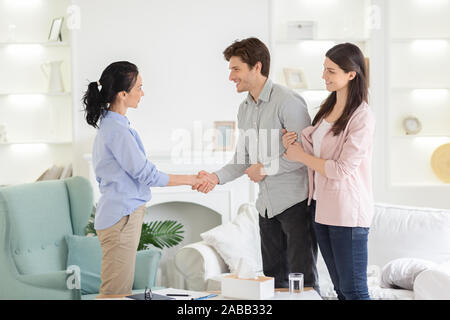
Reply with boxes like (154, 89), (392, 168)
(213, 121), (236, 152)
(48, 17), (64, 41)
(283, 68), (307, 89)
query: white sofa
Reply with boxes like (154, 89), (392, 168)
(175, 202), (450, 300)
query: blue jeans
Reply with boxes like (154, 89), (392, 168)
(310, 200), (370, 300)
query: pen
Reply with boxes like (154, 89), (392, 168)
(166, 294), (190, 297)
(192, 294), (218, 300)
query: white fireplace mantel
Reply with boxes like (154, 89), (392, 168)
(83, 153), (257, 224)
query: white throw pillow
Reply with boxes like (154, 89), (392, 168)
(381, 258), (436, 290)
(414, 266), (450, 300)
(200, 204), (262, 274)
(413, 260), (450, 300)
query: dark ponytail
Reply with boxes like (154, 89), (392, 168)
(82, 61), (139, 128)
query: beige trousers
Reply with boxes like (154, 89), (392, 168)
(97, 205), (146, 295)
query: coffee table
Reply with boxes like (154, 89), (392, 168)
(96, 287), (322, 300)
(208, 287), (322, 300)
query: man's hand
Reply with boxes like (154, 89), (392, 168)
(282, 128), (298, 149)
(245, 163), (266, 183)
(192, 170), (219, 194)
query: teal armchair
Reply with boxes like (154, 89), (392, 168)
(0, 176), (161, 300)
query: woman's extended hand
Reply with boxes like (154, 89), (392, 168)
(283, 141), (305, 163)
(282, 128), (298, 149)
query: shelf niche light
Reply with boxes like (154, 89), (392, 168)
(411, 40), (448, 53)
(5, 44), (44, 58)
(297, 41), (336, 54)
(413, 0), (449, 7)
(10, 143), (48, 153)
(7, 94), (45, 106)
(5, 0), (41, 8)
(411, 89), (449, 101)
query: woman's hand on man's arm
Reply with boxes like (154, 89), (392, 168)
(282, 128), (298, 149)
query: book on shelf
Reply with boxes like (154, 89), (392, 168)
(36, 163), (72, 181)
(59, 163), (73, 179)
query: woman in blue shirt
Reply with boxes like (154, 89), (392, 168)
(83, 61), (212, 296)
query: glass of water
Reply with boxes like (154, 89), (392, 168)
(289, 273), (304, 295)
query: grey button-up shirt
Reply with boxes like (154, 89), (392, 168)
(215, 79), (311, 218)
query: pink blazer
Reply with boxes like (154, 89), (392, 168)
(301, 102), (375, 227)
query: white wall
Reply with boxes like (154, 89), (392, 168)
(71, 0), (270, 178)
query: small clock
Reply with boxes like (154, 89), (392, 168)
(402, 116), (422, 135)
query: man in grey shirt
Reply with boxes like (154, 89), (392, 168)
(194, 38), (318, 290)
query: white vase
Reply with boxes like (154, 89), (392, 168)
(41, 60), (65, 93)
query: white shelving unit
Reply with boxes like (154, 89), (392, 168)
(269, 0), (373, 120)
(0, 0), (73, 185)
(387, 0), (450, 187)
(269, 0), (450, 190)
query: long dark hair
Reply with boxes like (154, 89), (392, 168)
(312, 43), (368, 135)
(83, 61), (139, 128)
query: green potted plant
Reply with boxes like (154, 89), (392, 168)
(85, 207), (184, 250)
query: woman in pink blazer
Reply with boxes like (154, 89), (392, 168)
(283, 43), (375, 300)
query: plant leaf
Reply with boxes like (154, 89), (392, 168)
(138, 220), (184, 250)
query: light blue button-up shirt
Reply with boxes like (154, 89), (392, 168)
(92, 111), (169, 230)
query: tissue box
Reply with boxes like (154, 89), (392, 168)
(221, 274), (275, 300)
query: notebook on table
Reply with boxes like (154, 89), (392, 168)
(126, 293), (174, 300)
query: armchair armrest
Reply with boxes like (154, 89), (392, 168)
(133, 248), (162, 290)
(15, 270), (81, 300)
(19, 270), (72, 290)
(174, 241), (229, 291)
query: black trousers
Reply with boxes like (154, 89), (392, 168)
(259, 199), (319, 291)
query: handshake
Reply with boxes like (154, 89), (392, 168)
(191, 163), (267, 194)
(191, 171), (219, 194)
